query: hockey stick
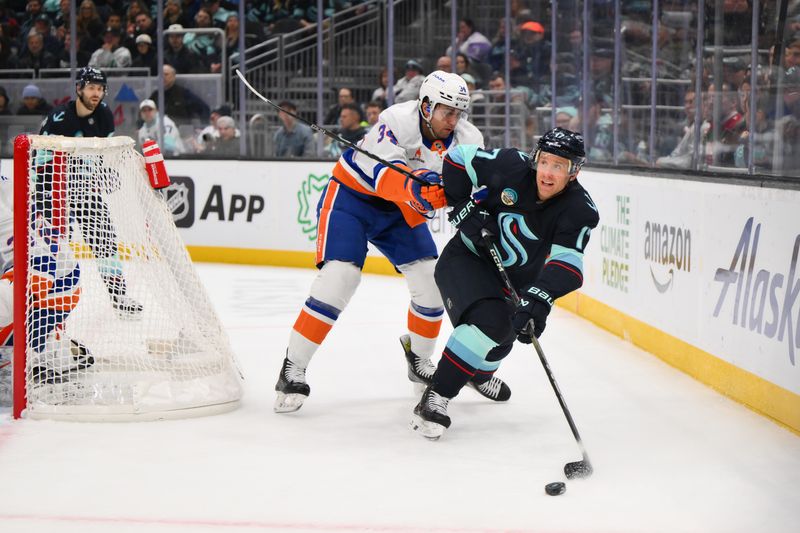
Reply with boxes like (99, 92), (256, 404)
(480, 228), (593, 479)
(234, 69), (429, 185)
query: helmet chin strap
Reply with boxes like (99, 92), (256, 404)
(420, 100), (438, 140)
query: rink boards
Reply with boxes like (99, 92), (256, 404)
(2, 157), (797, 432)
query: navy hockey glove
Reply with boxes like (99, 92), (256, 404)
(405, 169), (445, 213)
(447, 192), (499, 248)
(512, 286), (554, 343)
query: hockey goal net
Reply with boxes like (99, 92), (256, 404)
(12, 135), (242, 420)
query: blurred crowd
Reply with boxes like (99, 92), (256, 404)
(0, 0), (798, 172)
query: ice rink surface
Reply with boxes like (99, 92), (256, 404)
(1, 263), (799, 533)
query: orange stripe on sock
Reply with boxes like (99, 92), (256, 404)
(407, 310), (442, 339)
(293, 309), (334, 345)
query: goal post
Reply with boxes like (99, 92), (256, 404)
(12, 134), (242, 421)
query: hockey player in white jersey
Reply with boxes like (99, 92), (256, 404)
(275, 71), (510, 412)
(0, 177), (93, 406)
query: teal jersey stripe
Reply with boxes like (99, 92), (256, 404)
(547, 244), (584, 270)
(446, 324), (501, 372)
(446, 144), (481, 189)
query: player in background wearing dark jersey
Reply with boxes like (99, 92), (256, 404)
(410, 128), (600, 439)
(39, 66), (143, 317)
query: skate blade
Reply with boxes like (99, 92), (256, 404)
(409, 414), (445, 440)
(412, 382), (427, 395)
(274, 392), (307, 413)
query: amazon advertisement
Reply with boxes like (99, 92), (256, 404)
(579, 170), (800, 397)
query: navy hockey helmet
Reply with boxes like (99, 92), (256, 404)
(76, 67), (107, 92)
(531, 127), (586, 175)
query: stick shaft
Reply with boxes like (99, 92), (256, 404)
(235, 70), (428, 184)
(480, 229), (591, 464)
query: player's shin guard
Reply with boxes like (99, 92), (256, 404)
(285, 261), (361, 369)
(399, 259), (443, 359)
(278, 261), (360, 412)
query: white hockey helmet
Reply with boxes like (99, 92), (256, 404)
(418, 70), (471, 116)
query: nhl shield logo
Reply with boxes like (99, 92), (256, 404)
(501, 188), (518, 206)
(164, 176), (195, 228)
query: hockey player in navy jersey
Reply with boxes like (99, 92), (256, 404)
(410, 128), (600, 439)
(39, 66), (143, 318)
(275, 71), (511, 413)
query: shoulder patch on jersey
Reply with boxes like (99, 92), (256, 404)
(501, 188), (518, 206)
(52, 111), (65, 122)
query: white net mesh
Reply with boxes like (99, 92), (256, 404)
(20, 135), (242, 420)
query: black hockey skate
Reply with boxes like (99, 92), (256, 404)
(467, 375), (511, 402)
(31, 339), (94, 385)
(274, 355), (310, 413)
(399, 334), (436, 392)
(112, 294), (144, 319)
(410, 386), (451, 440)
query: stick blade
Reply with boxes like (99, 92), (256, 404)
(564, 460), (593, 479)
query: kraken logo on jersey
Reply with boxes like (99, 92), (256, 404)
(497, 213), (538, 267)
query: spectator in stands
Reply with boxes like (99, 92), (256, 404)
(436, 55), (452, 73)
(0, 87), (11, 116)
(707, 82), (745, 167)
(516, 21), (550, 81)
(163, 0), (193, 29)
(722, 56), (748, 91)
(656, 89), (706, 169)
(273, 100), (314, 158)
(324, 86), (359, 126)
(133, 10), (155, 39)
(774, 67), (800, 174)
(205, 0), (234, 29)
(184, 7), (221, 72)
(77, 0), (104, 41)
(785, 33), (800, 70)
(165, 24), (202, 73)
(589, 46), (614, 108)
(363, 100), (384, 130)
(194, 104), (235, 152)
(370, 67), (390, 106)
(209, 115), (239, 156)
(137, 99), (186, 157)
(27, 14), (59, 55)
(555, 107), (579, 130)
(326, 103), (366, 157)
(16, 84), (51, 116)
(125, 1), (148, 35)
(105, 12), (124, 34)
(57, 30), (93, 68)
(16, 31), (58, 73)
(455, 53), (484, 88)
(19, 0), (45, 42)
(488, 17), (510, 74)
(734, 91), (773, 170)
(89, 26), (132, 68)
(393, 59), (425, 104)
(148, 64), (210, 125)
(446, 18), (491, 64)
(132, 33), (157, 75)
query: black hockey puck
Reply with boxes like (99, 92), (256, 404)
(545, 482), (566, 496)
